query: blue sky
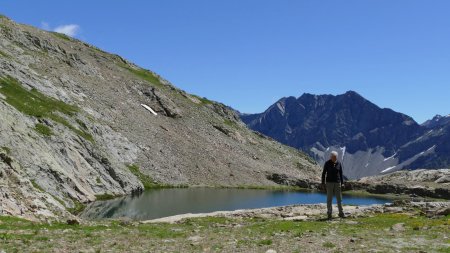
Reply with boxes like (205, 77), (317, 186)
(1, 0), (449, 123)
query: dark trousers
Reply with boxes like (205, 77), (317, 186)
(326, 182), (344, 215)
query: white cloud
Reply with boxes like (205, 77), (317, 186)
(41, 21), (50, 30)
(53, 24), (80, 37)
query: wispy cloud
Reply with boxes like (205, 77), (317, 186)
(40, 21), (81, 37)
(53, 24), (80, 37)
(41, 22), (50, 30)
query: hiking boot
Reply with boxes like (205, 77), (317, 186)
(339, 213), (346, 218)
(327, 214), (332, 220)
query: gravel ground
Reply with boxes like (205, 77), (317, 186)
(0, 201), (448, 253)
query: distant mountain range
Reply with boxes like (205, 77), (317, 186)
(241, 91), (450, 179)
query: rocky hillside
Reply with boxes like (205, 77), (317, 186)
(358, 169), (450, 188)
(0, 15), (320, 220)
(241, 91), (450, 179)
(349, 169), (450, 199)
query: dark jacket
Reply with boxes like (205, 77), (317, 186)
(321, 160), (344, 184)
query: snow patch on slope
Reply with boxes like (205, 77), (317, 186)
(340, 146), (346, 161)
(312, 144), (438, 179)
(276, 103), (285, 116)
(383, 153), (397, 161)
(381, 166), (397, 173)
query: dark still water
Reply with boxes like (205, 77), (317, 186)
(81, 188), (390, 220)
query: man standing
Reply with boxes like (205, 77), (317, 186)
(321, 151), (345, 220)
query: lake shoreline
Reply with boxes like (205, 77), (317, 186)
(141, 200), (450, 224)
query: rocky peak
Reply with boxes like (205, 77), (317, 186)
(422, 114), (450, 129)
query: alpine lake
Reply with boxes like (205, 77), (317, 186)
(81, 187), (392, 220)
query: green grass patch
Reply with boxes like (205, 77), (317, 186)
(0, 23), (12, 34)
(223, 119), (238, 128)
(0, 76), (94, 142)
(336, 213), (450, 236)
(51, 32), (72, 41)
(76, 118), (88, 130)
(127, 164), (162, 189)
(127, 165), (187, 190)
(212, 244), (224, 251)
(67, 200), (86, 215)
(127, 164), (153, 188)
(1, 146), (11, 154)
(323, 242), (335, 248)
(49, 194), (66, 207)
(0, 49), (10, 58)
(71, 126), (94, 143)
(437, 246), (450, 253)
(0, 215), (111, 232)
(191, 94), (213, 105)
(0, 213), (448, 251)
(89, 45), (110, 56)
(33, 123), (53, 136)
(257, 239), (272, 246)
(0, 215), (30, 225)
(295, 161), (305, 170)
(246, 219), (327, 236)
(0, 76), (77, 117)
(30, 180), (44, 192)
(199, 97), (213, 105)
(137, 223), (186, 239)
(119, 63), (164, 87)
(187, 216), (229, 227)
(95, 194), (117, 201)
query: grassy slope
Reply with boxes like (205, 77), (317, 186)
(0, 76), (94, 142)
(0, 212), (448, 252)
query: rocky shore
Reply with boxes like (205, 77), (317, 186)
(267, 169), (450, 200)
(348, 169), (450, 199)
(142, 200), (450, 224)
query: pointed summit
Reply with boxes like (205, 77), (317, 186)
(344, 90), (361, 96)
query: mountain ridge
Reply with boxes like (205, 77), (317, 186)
(241, 90), (449, 179)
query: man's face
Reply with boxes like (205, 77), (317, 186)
(331, 154), (337, 162)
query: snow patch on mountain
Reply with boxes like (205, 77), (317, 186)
(381, 166), (397, 173)
(340, 146), (346, 161)
(276, 102), (285, 116)
(383, 153), (397, 161)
